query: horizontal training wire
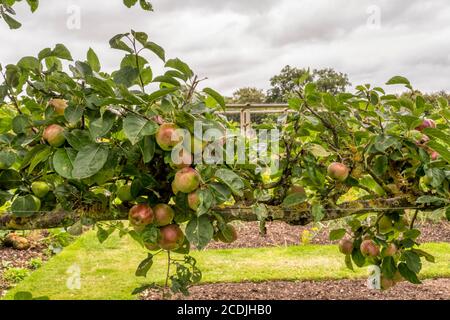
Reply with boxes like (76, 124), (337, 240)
(0, 207), (426, 215)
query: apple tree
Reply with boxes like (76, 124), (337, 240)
(0, 6), (449, 297)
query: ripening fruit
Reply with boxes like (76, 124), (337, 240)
(393, 270), (404, 283)
(338, 238), (354, 255)
(217, 224), (238, 243)
(170, 147), (193, 169)
(360, 239), (380, 257)
(117, 184), (133, 202)
(158, 224), (185, 251)
(48, 98), (68, 116)
(43, 124), (66, 147)
(31, 181), (50, 198)
(187, 191), (200, 211)
(155, 123), (182, 151)
(378, 216), (393, 234)
(327, 162), (349, 182)
(153, 204), (175, 227)
(431, 151), (439, 160)
(415, 119), (436, 132)
(384, 243), (398, 257)
(173, 167), (201, 193)
(128, 204), (154, 227)
(380, 276), (395, 290)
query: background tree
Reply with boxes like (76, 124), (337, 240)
(231, 87), (266, 104)
(266, 66), (351, 102)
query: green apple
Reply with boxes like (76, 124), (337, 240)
(31, 181), (50, 198)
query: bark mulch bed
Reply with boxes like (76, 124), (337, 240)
(205, 219), (450, 250)
(0, 231), (50, 298)
(142, 278), (450, 300)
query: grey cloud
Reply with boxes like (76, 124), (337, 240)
(0, 0), (449, 95)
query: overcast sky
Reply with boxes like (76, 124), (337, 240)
(1, 0), (449, 96)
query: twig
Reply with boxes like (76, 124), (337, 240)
(410, 209), (419, 229)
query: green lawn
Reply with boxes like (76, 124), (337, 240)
(3, 231), (450, 300)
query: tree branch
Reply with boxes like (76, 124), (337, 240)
(0, 196), (438, 230)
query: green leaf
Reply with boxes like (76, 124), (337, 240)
(28, 146), (51, 174)
(398, 262), (421, 284)
(373, 155), (388, 176)
(26, 0), (39, 12)
(64, 130), (93, 151)
(144, 42), (165, 61)
(132, 30), (148, 45)
(123, 114), (158, 145)
(351, 248), (366, 267)
(386, 76), (411, 87)
(12, 115), (30, 134)
(209, 183), (231, 204)
(89, 111), (116, 139)
(411, 249), (435, 263)
(152, 75), (180, 87)
(381, 256), (396, 279)
(197, 189), (214, 216)
(86, 76), (115, 97)
(282, 192), (307, 208)
(53, 148), (77, 179)
(139, 136), (155, 163)
(203, 88), (225, 109)
(308, 144), (331, 157)
(64, 105), (84, 125)
(344, 254), (354, 271)
(20, 145), (47, 169)
(214, 169), (244, 196)
(141, 225), (159, 244)
(402, 251), (422, 273)
(165, 58), (193, 78)
(329, 228), (346, 241)
(0, 170), (22, 190)
(0, 150), (15, 168)
(96, 225), (114, 243)
(185, 216), (214, 250)
(147, 87), (178, 103)
(109, 34), (133, 53)
(404, 229), (421, 239)
(416, 195), (449, 205)
(17, 56), (40, 71)
(11, 195), (39, 217)
(52, 44), (73, 61)
(1, 12), (21, 29)
(123, 0), (138, 8)
(72, 144), (109, 179)
(425, 141), (450, 163)
(86, 48), (101, 72)
(135, 253), (153, 277)
(311, 204), (325, 222)
(139, 0), (153, 11)
(113, 66), (139, 87)
(423, 128), (450, 145)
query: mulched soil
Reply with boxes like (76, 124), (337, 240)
(142, 278), (450, 300)
(0, 231), (50, 298)
(141, 219), (450, 301)
(205, 219), (450, 250)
